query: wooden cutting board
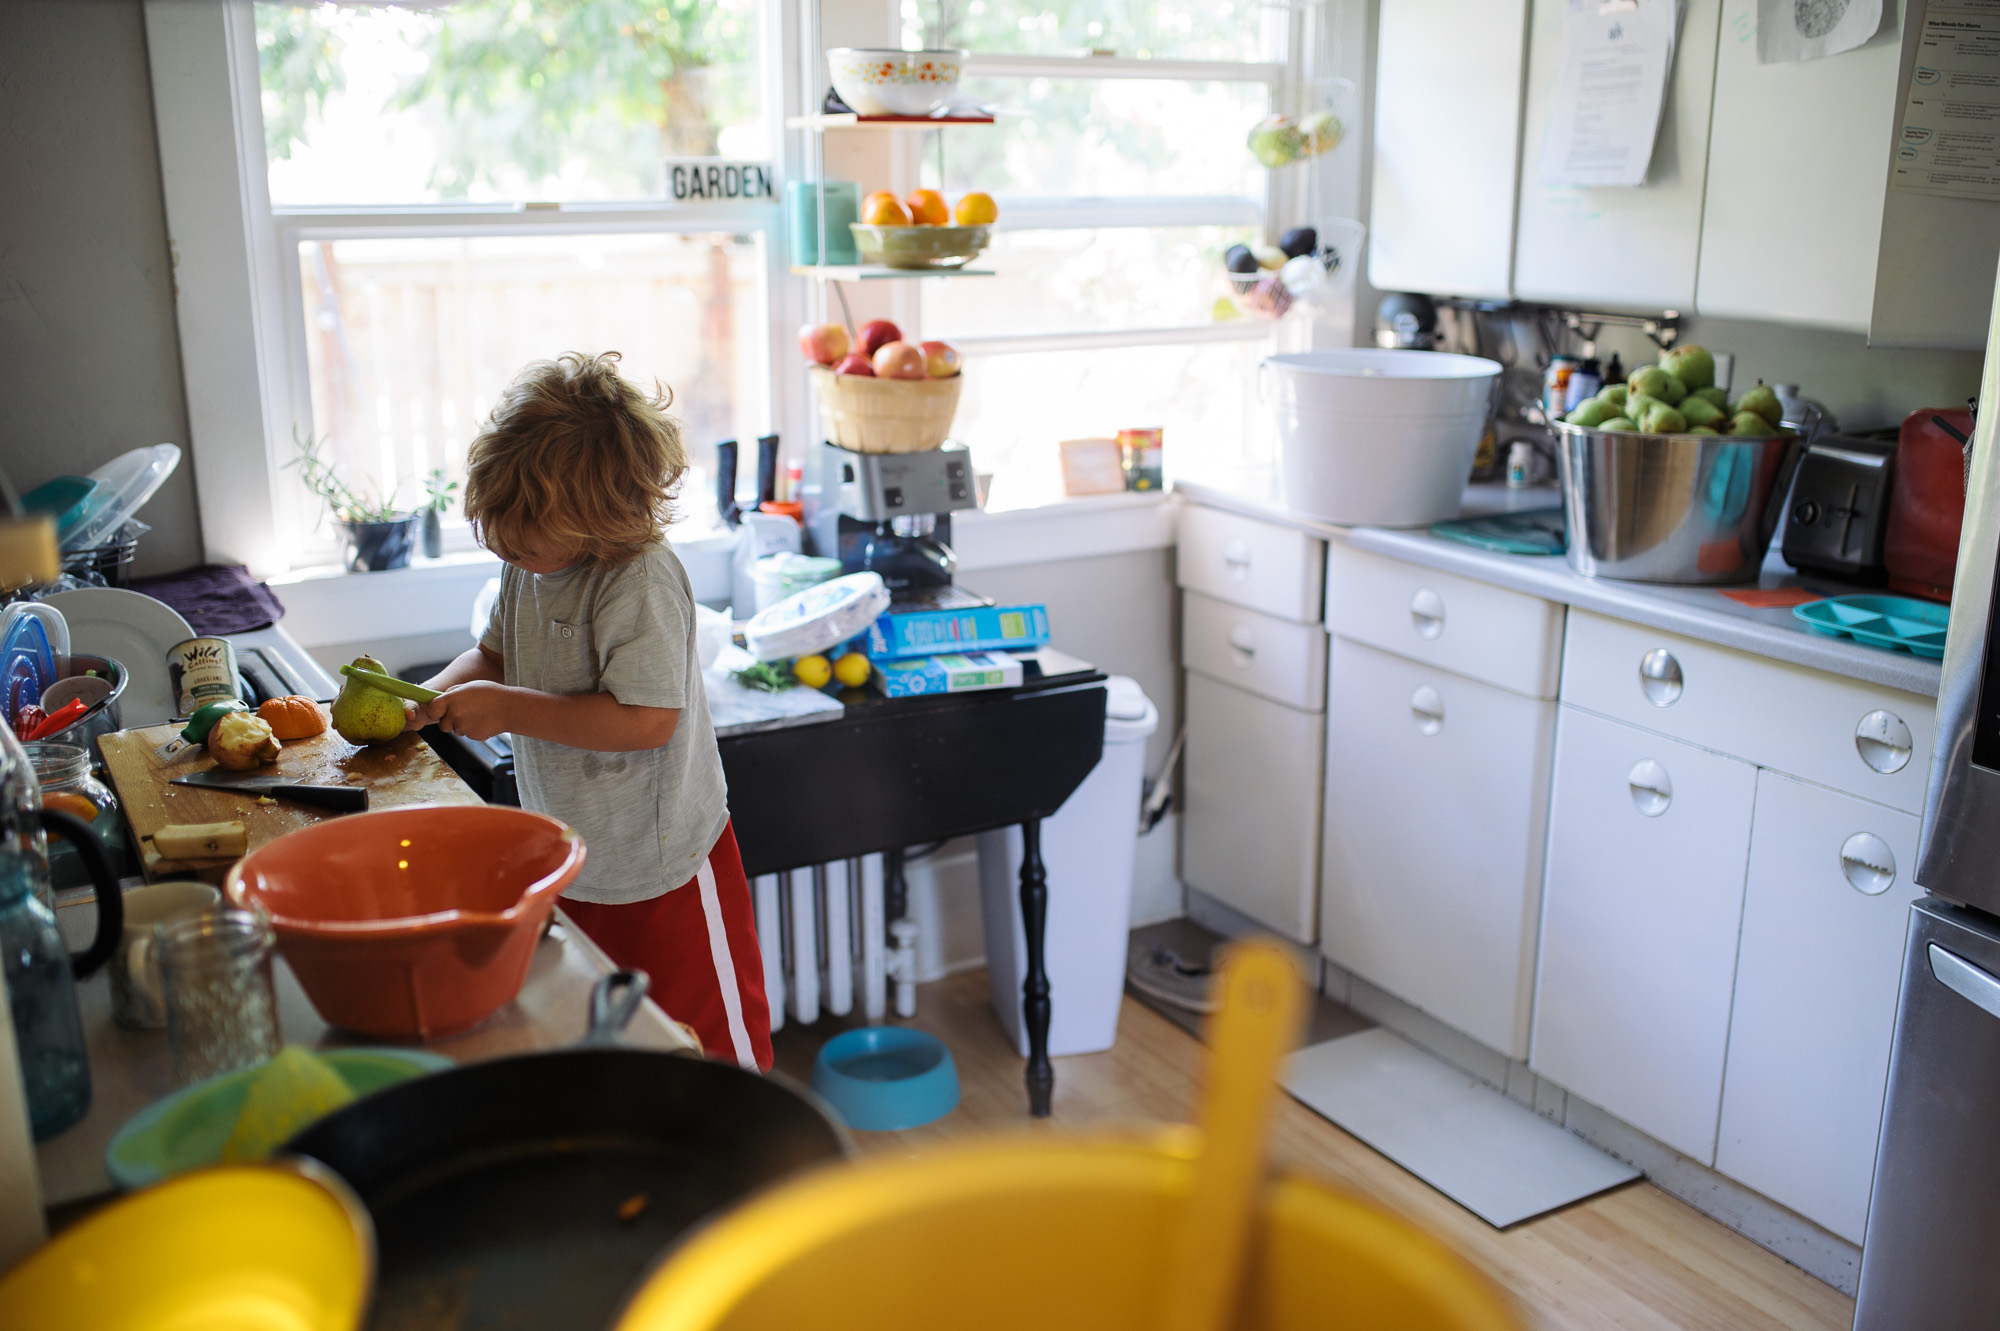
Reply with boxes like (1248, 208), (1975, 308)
(99, 711), (482, 884)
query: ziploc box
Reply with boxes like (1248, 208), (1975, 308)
(873, 651), (1025, 697)
(866, 604), (1050, 659)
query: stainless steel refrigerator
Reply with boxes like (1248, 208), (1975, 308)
(1852, 270), (2000, 1328)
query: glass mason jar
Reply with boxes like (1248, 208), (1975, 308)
(26, 743), (121, 891)
(158, 908), (280, 1086)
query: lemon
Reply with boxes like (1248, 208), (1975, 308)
(833, 652), (873, 688)
(793, 654), (833, 688)
(955, 191), (998, 225)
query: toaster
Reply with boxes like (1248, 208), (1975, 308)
(1782, 434), (1897, 582)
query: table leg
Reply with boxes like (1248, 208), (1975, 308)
(1019, 817), (1053, 1117)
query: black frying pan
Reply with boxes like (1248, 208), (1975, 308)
(283, 971), (846, 1331)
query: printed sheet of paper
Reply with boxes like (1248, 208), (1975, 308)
(1537, 0), (1681, 188)
(1757, 0), (1885, 63)
(1891, 1), (2000, 200)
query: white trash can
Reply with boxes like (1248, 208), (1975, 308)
(977, 675), (1160, 1057)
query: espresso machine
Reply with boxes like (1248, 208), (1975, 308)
(801, 441), (986, 609)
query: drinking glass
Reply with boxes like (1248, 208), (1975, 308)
(159, 908), (279, 1085)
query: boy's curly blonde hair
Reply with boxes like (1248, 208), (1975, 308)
(464, 351), (686, 567)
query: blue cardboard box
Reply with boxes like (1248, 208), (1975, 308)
(866, 604), (1050, 659)
(873, 651), (1025, 697)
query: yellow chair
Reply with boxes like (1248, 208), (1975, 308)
(0, 1161), (371, 1331)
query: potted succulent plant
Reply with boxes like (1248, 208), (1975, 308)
(422, 467), (460, 559)
(289, 432), (420, 572)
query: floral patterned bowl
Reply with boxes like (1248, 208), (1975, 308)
(828, 48), (966, 118)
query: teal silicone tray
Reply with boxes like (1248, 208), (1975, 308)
(1793, 595), (1949, 659)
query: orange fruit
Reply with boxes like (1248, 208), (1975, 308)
(862, 191), (912, 226)
(904, 189), (949, 226)
(42, 791), (99, 825)
(954, 191), (998, 225)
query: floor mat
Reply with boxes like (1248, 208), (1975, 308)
(1284, 1028), (1639, 1228)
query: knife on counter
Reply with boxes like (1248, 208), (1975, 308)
(169, 772), (370, 812)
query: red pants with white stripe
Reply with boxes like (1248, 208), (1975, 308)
(562, 821), (774, 1072)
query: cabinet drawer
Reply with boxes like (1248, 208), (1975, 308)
(1321, 638), (1555, 1058)
(1181, 672), (1323, 943)
(1531, 706), (1757, 1164)
(1325, 544), (1565, 698)
(1178, 504), (1325, 623)
(1560, 611), (1936, 813)
(1182, 592), (1327, 712)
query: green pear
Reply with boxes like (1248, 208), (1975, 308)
(1654, 369), (1689, 405)
(1736, 382), (1783, 427)
(1729, 411), (1778, 437)
(1599, 383), (1629, 409)
(1660, 344), (1716, 390)
(1680, 396), (1726, 429)
(1641, 403), (1688, 434)
(1690, 386), (1728, 410)
(1599, 416), (1639, 432)
(1686, 426), (1721, 435)
(1627, 365), (1673, 399)
(331, 654), (407, 745)
(1625, 393), (1667, 422)
(1567, 398), (1617, 428)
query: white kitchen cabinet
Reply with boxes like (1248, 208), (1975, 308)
(1716, 771), (1918, 1244)
(1320, 638), (1556, 1057)
(1183, 592), (1327, 712)
(1369, 0), (1530, 299)
(1178, 505), (1324, 624)
(1532, 705), (1757, 1163)
(1695, 0), (1906, 332)
(1182, 670), (1324, 943)
(1514, 0), (1723, 310)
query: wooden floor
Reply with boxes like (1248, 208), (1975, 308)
(772, 969), (1855, 1331)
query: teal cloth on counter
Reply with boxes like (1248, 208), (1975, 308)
(1429, 507), (1567, 556)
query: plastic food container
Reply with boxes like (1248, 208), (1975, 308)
(225, 806), (585, 1040)
(1261, 349), (1501, 527)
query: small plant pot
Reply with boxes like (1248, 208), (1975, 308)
(340, 515), (420, 573)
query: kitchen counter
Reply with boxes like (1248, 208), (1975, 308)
(1173, 472), (1942, 698)
(37, 903), (698, 1209)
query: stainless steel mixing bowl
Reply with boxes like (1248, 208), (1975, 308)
(1553, 421), (1803, 584)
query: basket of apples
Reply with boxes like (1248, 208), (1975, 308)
(802, 318), (964, 455)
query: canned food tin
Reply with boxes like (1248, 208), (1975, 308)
(167, 637), (239, 717)
(1118, 428), (1164, 492)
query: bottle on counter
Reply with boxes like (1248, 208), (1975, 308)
(1564, 357), (1602, 412)
(1604, 350), (1625, 387)
(1542, 356), (1577, 420)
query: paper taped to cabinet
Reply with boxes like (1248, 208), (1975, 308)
(1538, 0), (1683, 188)
(1757, 0), (1884, 64)
(1890, 4), (2000, 201)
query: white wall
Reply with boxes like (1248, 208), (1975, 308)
(0, 0), (203, 578)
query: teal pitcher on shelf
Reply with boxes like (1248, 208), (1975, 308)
(0, 722), (122, 1141)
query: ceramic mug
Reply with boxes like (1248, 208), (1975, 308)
(111, 882), (221, 1029)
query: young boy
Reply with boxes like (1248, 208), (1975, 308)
(407, 351), (772, 1071)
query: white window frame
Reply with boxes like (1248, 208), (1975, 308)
(145, 0), (806, 577)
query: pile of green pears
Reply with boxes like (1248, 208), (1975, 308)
(1564, 345), (1789, 438)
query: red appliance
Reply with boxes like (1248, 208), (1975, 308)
(1884, 407), (1974, 602)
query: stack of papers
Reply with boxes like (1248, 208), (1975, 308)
(1538, 0), (1685, 188)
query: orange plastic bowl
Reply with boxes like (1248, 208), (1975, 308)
(225, 805), (585, 1041)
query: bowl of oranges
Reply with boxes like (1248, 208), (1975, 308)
(851, 189), (998, 270)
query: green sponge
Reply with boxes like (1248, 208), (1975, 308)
(220, 1047), (357, 1163)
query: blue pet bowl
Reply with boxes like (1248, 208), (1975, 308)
(810, 1027), (960, 1131)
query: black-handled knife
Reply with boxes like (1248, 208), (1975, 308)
(170, 772), (370, 812)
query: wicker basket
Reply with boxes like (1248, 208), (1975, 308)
(809, 366), (962, 454)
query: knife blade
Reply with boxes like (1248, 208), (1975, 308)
(169, 772), (370, 812)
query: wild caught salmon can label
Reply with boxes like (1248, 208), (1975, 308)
(167, 636), (238, 716)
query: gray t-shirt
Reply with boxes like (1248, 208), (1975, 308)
(480, 544), (729, 905)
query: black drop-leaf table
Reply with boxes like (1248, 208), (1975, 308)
(718, 648), (1108, 1117)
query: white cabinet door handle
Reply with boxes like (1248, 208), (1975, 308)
(1410, 684), (1445, 736)
(1839, 833), (1897, 895)
(1228, 623), (1256, 666)
(1410, 587), (1446, 640)
(1855, 709), (1914, 775)
(1929, 944), (2000, 1023)
(1222, 538), (1253, 576)
(1639, 648), (1684, 707)
(1627, 759), (1673, 816)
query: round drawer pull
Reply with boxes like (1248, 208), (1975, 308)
(1639, 649), (1683, 707)
(1410, 587), (1446, 640)
(1628, 759), (1673, 817)
(1222, 539), (1252, 577)
(1410, 684), (1445, 736)
(1840, 832), (1897, 895)
(1228, 623), (1256, 667)
(1855, 710), (1913, 774)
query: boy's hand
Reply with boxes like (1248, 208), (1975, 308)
(401, 697), (446, 734)
(430, 681), (518, 742)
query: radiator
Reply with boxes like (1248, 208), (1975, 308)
(753, 854), (918, 1031)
